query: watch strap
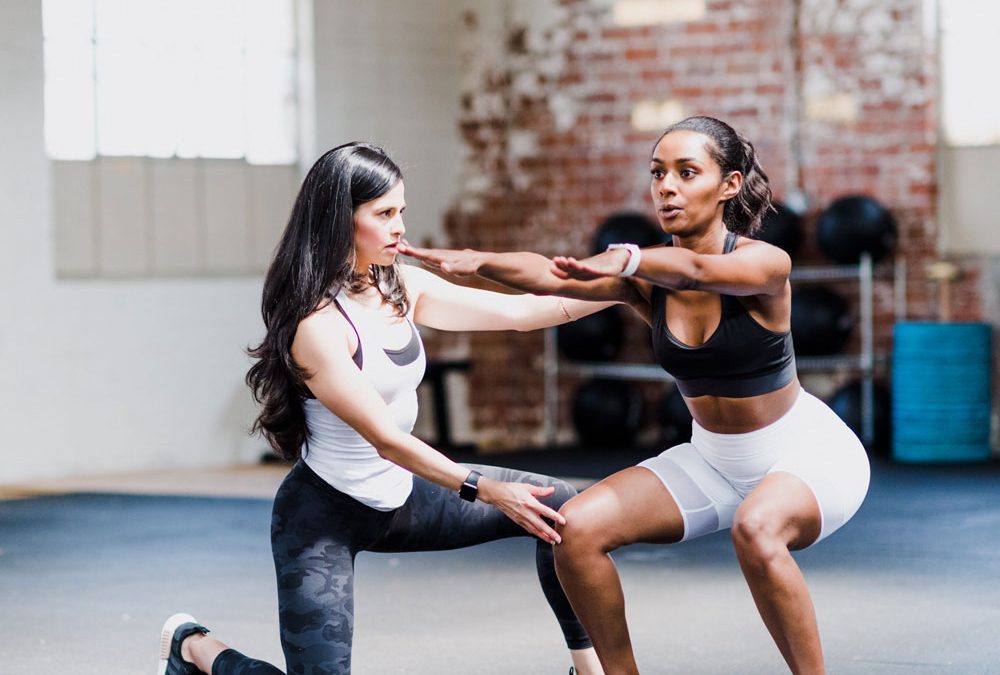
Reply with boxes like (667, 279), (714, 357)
(459, 469), (482, 502)
(606, 243), (641, 277)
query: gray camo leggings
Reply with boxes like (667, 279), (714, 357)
(210, 460), (590, 675)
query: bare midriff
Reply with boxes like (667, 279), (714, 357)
(685, 378), (801, 434)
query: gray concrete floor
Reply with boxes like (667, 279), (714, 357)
(2, 455), (999, 674)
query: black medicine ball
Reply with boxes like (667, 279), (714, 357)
(816, 195), (896, 264)
(556, 307), (625, 362)
(790, 286), (853, 356)
(592, 212), (667, 255)
(753, 201), (803, 256)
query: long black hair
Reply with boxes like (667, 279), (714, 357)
(656, 116), (773, 236)
(246, 142), (407, 460)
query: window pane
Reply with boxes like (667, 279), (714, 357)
(246, 54), (298, 165)
(42, 0), (94, 40)
(43, 0), (96, 159)
(95, 42), (154, 155)
(187, 45), (246, 159)
(44, 39), (96, 160)
(43, 0), (297, 163)
(245, 0), (297, 165)
(941, 0), (1000, 146)
(246, 0), (296, 51)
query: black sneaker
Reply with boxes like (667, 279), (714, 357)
(158, 613), (209, 675)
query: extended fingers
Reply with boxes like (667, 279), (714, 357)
(554, 257), (589, 273)
(398, 243), (428, 260)
(399, 245), (459, 274)
(415, 250), (447, 264)
(398, 242), (447, 264)
(552, 256), (603, 280)
(502, 500), (560, 543)
(549, 261), (572, 280)
(532, 500), (567, 527)
(523, 487), (567, 528)
(552, 257), (583, 276)
(527, 512), (563, 544)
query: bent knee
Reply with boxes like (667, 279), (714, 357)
(731, 507), (788, 555)
(557, 496), (625, 553)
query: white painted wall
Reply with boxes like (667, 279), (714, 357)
(311, 0), (467, 247)
(939, 145), (1000, 255)
(0, 1), (269, 483)
(309, 0), (476, 442)
(1, 0), (472, 483)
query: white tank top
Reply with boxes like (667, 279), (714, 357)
(302, 290), (425, 510)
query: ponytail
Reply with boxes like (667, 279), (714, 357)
(724, 136), (773, 236)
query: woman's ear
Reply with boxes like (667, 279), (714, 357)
(720, 170), (742, 202)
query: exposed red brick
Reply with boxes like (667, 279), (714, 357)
(443, 0), (969, 448)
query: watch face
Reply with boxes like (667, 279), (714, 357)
(459, 471), (481, 501)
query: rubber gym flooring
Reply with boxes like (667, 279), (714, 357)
(1, 448), (999, 674)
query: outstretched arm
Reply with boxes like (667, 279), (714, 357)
(399, 242), (651, 327)
(553, 239), (791, 297)
(399, 241), (632, 301)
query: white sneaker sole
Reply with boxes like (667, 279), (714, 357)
(157, 613), (198, 675)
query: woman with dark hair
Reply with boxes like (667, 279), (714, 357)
(157, 142), (617, 675)
(402, 117), (870, 674)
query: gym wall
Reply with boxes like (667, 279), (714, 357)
(441, 0), (994, 449)
(0, 0), (473, 483)
(0, 1), (269, 483)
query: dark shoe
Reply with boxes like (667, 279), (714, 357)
(568, 668), (576, 675)
(158, 613), (209, 675)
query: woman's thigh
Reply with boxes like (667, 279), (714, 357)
(271, 464), (386, 674)
(633, 443), (745, 543)
(558, 465), (693, 548)
(767, 392), (871, 543)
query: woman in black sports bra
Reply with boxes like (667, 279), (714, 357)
(401, 116), (870, 675)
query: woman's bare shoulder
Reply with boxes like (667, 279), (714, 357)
(293, 301), (352, 357)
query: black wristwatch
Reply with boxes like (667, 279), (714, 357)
(459, 469), (482, 502)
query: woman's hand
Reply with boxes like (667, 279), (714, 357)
(551, 249), (631, 281)
(477, 478), (566, 544)
(398, 241), (485, 277)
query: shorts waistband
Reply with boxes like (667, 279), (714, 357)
(692, 387), (813, 444)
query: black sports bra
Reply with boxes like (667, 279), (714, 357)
(650, 232), (796, 398)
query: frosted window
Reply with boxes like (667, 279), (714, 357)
(940, 0), (1000, 146)
(42, 0), (297, 164)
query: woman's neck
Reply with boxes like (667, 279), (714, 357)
(672, 225), (728, 254)
(345, 279), (384, 307)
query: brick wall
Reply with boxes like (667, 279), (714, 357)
(443, 0), (979, 448)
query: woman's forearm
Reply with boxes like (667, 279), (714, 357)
(507, 295), (619, 332)
(478, 251), (628, 302)
(375, 429), (470, 492)
(477, 251), (567, 294)
(631, 246), (700, 289)
(374, 428), (564, 543)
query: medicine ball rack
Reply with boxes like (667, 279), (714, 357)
(542, 253), (894, 449)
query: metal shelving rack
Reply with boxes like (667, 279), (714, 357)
(543, 253), (885, 448)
